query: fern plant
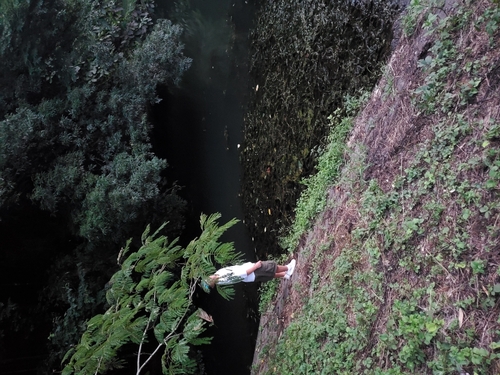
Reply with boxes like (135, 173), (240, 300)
(62, 213), (240, 375)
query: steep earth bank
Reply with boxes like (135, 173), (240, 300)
(253, 0), (500, 373)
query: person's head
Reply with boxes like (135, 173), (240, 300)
(200, 279), (211, 293)
(200, 275), (218, 293)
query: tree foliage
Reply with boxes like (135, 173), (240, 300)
(0, 0), (193, 370)
(0, 0), (192, 244)
(62, 213), (241, 375)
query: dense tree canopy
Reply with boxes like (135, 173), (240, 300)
(0, 0), (191, 244)
(0, 0), (193, 371)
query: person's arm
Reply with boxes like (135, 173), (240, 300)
(245, 261), (262, 275)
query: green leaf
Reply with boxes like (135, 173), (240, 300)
(471, 347), (489, 364)
(135, 277), (150, 292)
(490, 342), (500, 350)
(425, 321), (440, 334)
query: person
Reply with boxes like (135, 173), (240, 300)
(201, 259), (296, 292)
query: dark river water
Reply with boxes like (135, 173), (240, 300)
(151, 1), (260, 373)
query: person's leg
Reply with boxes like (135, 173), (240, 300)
(254, 261), (278, 282)
(276, 265), (288, 273)
(255, 260), (296, 281)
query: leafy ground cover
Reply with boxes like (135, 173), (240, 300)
(253, 0), (500, 373)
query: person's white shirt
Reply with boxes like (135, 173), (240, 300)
(214, 262), (256, 284)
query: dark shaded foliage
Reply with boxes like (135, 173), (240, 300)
(241, 0), (402, 257)
(0, 0), (191, 372)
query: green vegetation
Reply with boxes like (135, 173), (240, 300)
(257, 253), (289, 313)
(255, 0), (500, 373)
(0, 0), (192, 371)
(0, 0), (190, 244)
(62, 213), (241, 374)
(241, 0), (400, 258)
(281, 92), (370, 252)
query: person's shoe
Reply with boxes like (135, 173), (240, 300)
(286, 259), (296, 278)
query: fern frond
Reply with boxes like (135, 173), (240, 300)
(141, 224), (151, 245)
(150, 221), (168, 239)
(63, 215), (240, 374)
(171, 338), (189, 364)
(135, 277), (151, 293)
(216, 284), (236, 301)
